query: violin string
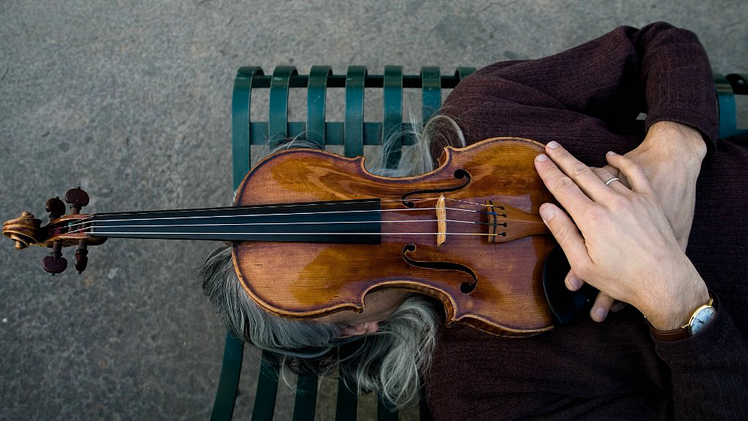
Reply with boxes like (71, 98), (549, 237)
(77, 219), (487, 231)
(85, 231), (501, 237)
(66, 218), (495, 235)
(63, 198), (509, 235)
(378, 196), (494, 208)
(68, 206), (497, 227)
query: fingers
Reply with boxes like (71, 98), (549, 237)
(604, 151), (655, 195)
(610, 301), (627, 313)
(591, 293), (617, 322)
(566, 267), (626, 321)
(564, 269), (583, 291)
(543, 141), (619, 202)
(534, 152), (593, 218)
(591, 167), (630, 196)
(538, 203), (593, 272)
(600, 164), (630, 189)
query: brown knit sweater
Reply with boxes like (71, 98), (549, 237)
(425, 22), (748, 420)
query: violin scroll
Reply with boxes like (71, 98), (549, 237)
(3, 187), (105, 275)
(2, 211), (42, 250)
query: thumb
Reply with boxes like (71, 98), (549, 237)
(539, 203), (592, 272)
(601, 164), (619, 177)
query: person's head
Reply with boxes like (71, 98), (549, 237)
(200, 113), (465, 408)
(200, 245), (439, 407)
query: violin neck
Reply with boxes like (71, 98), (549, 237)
(87, 200), (382, 244)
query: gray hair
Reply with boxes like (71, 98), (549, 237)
(200, 113), (465, 409)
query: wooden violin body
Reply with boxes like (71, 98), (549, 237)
(233, 137), (556, 336)
(3, 137), (558, 336)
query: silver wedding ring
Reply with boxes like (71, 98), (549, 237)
(604, 177), (620, 186)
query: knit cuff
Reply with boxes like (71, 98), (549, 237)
(644, 68), (719, 161)
(651, 293), (744, 363)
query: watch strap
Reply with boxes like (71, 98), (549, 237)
(647, 321), (690, 341)
(647, 295), (715, 341)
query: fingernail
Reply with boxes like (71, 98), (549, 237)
(539, 203), (555, 222)
(594, 307), (608, 320)
(547, 141), (560, 149)
(535, 153), (549, 162)
(568, 275), (581, 290)
(606, 150), (616, 156)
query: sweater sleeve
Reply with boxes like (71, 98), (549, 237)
(440, 22), (718, 159)
(652, 294), (748, 420)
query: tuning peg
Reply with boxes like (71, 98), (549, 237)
(45, 197), (66, 219)
(74, 240), (88, 274)
(42, 241), (67, 275)
(65, 187), (89, 214)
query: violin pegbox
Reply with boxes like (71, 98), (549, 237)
(2, 187), (103, 276)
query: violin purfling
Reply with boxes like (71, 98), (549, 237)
(3, 137), (560, 336)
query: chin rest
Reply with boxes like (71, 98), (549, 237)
(542, 244), (597, 326)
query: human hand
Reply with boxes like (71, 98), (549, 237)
(601, 121), (706, 251)
(534, 141), (709, 330)
(566, 121), (708, 321)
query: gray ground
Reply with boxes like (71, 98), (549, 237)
(1, 0), (746, 420)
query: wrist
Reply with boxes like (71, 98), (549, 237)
(643, 121), (707, 165)
(641, 263), (710, 330)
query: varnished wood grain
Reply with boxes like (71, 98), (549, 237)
(233, 137), (559, 336)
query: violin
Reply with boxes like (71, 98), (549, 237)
(4, 137), (581, 337)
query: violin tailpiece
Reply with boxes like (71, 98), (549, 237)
(485, 201), (551, 243)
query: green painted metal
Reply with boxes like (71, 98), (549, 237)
(716, 73), (737, 138)
(253, 121), (417, 146)
(209, 333), (245, 421)
(716, 73), (748, 138)
(335, 378), (358, 421)
(334, 344), (359, 421)
(307, 66), (332, 147)
(268, 66), (299, 150)
(383, 65), (404, 169)
(727, 73), (748, 94)
(376, 395), (398, 421)
(220, 65), (748, 421)
(251, 351), (281, 421)
(232, 67), (263, 189)
(244, 73), (466, 89)
(421, 66), (441, 124)
(345, 66), (367, 158)
(454, 67), (476, 81)
(292, 374), (319, 421)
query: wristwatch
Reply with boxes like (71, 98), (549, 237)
(648, 296), (717, 341)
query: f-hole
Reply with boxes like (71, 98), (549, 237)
(401, 169), (471, 208)
(402, 243), (477, 294)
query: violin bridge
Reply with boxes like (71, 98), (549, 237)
(436, 194), (446, 247)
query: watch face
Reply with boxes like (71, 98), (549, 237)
(688, 306), (717, 336)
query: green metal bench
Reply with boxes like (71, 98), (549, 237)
(214, 65), (476, 421)
(211, 67), (748, 421)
